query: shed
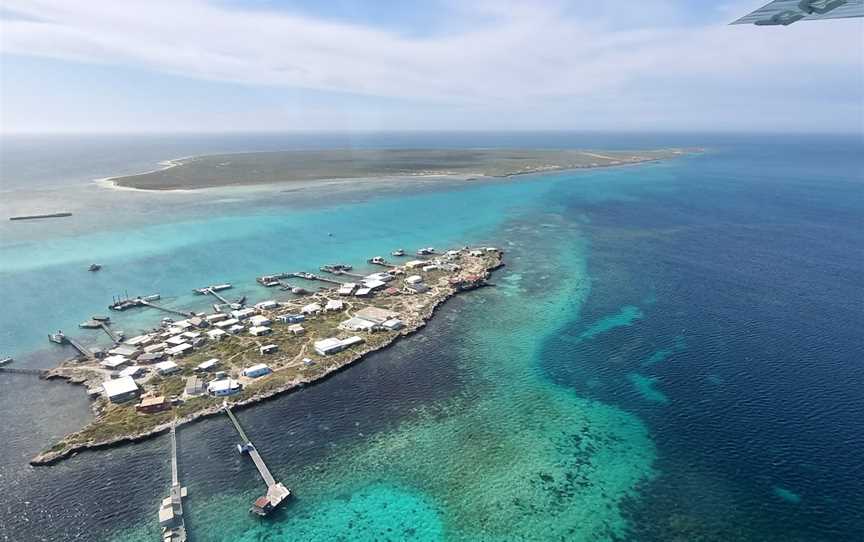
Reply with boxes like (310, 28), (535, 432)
(101, 355), (129, 369)
(155, 360), (180, 375)
(165, 343), (193, 357)
(249, 315), (271, 327)
(382, 318), (404, 331)
(339, 317), (376, 332)
(405, 275), (423, 285)
(102, 376), (140, 403)
(325, 299), (344, 312)
(288, 323), (305, 335)
(249, 326), (272, 337)
(355, 307), (399, 325)
(301, 303), (322, 315)
(255, 300), (279, 310)
(184, 376), (206, 396)
(119, 365), (147, 379)
(259, 344), (279, 355)
(136, 394), (169, 413)
(207, 328), (227, 341)
(314, 338), (344, 356)
(277, 313), (305, 324)
(208, 378), (241, 396)
(243, 364), (272, 378)
(196, 358), (220, 372)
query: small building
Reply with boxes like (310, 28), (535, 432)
(249, 315), (271, 327)
(243, 363), (272, 378)
(337, 283), (357, 296)
(118, 365), (147, 379)
(361, 279), (387, 291)
(423, 265), (440, 272)
(138, 352), (165, 364)
(196, 358), (220, 372)
(143, 342), (167, 354)
(255, 300), (279, 310)
(288, 323), (305, 335)
(124, 334), (153, 347)
(325, 299), (344, 312)
(469, 249), (484, 257)
(208, 378), (242, 396)
(206, 313), (228, 323)
(184, 376), (206, 396)
(249, 325), (272, 337)
(188, 316), (207, 328)
(102, 376), (140, 403)
(404, 259), (426, 269)
(407, 282), (430, 293)
(339, 317), (377, 332)
(173, 319), (194, 330)
(354, 287), (372, 297)
(259, 344), (278, 355)
(101, 355), (130, 369)
(155, 360), (180, 375)
(165, 343), (193, 357)
(181, 331), (201, 340)
(136, 393), (169, 413)
(384, 287), (401, 296)
(228, 324), (245, 334)
(277, 313), (305, 324)
(301, 303), (322, 315)
(364, 272), (394, 283)
(355, 307), (399, 325)
(340, 336), (365, 348)
(166, 335), (187, 347)
(314, 337), (345, 356)
(231, 308), (257, 320)
(382, 318), (404, 331)
(207, 328), (227, 341)
(405, 275), (423, 285)
(108, 344), (139, 358)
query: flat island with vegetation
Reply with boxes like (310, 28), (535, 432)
(32, 246), (504, 466)
(109, 148), (692, 190)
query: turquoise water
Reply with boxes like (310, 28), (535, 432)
(2, 133), (863, 541)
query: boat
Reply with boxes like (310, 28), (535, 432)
(88, 263), (102, 272)
(291, 287), (310, 295)
(368, 256), (388, 266)
(143, 294), (161, 301)
(48, 331), (66, 344)
(91, 315), (110, 322)
(391, 249), (405, 257)
(416, 247), (436, 256)
(79, 320), (101, 329)
(0, 357), (12, 366)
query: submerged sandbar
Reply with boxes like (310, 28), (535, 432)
(110, 148), (690, 190)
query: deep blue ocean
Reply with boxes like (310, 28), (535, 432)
(0, 132), (861, 541)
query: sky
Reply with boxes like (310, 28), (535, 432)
(0, 0), (861, 134)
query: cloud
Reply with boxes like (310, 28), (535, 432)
(0, 0), (862, 131)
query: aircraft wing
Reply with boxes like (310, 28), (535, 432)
(731, 0), (864, 25)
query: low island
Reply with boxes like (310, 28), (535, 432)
(32, 246), (504, 466)
(108, 148), (691, 190)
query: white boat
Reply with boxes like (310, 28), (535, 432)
(0, 357), (12, 366)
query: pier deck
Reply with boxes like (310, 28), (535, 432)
(224, 405), (291, 516)
(159, 421), (187, 542)
(99, 322), (122, 344)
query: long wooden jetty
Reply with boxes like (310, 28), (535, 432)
(98, 322), (122, 344)
(158, 421), (188, 542)
(223, 404), (291, 516)
(139, 300), (195, 318)
(48, 332), (95, 360)
(290, 272), (345, 286)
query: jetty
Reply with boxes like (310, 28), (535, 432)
(158, 421), (188, 542)
(99, 322), (123, 344)
(290, 272), (345, 286)
(0, 367), (46, 377)
(48, 331), (95, 361)
(224, 404), (291, 516)
(257, 273), (291, 287)
(109, 295), (193, 318)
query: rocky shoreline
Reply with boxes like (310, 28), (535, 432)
(30, 253), (504, 466)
